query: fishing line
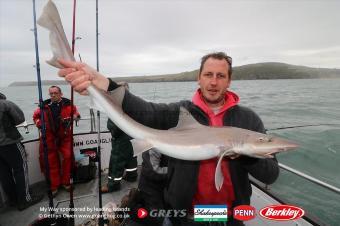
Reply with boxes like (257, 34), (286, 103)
(267, 123), (340, 131)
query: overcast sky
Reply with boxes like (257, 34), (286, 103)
(1, 0), (339, 86)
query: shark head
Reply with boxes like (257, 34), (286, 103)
(238, 133), (299, 158)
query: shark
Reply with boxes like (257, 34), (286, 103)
(37, 0), (298, 191)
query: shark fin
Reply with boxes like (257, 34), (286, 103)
(215, 154), (224, 191)
(215, 147), (234, 191)
(87, 86), (125, 115)
(171, 107), (204, 131)
(260, 153), (274, 158)
(37, 0), (75, 68)
(107, 86), (125, 108)
(131, 139), (153, 156)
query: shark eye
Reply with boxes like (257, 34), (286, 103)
(258, 137), (271, 142)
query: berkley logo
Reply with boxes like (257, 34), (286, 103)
(233, 205), (256, 221)
(259, 205), (305, 221)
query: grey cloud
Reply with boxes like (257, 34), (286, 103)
(1, 0), (339, 86)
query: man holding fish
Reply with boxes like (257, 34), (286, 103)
(57, 52), (289, 226)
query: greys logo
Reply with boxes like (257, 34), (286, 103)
(148, 209), (187, 218)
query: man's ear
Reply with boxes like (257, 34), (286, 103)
(227, 79), (231, 88)
(197, 73), (201, 86)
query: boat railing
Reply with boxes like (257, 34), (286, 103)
(15, 122), (340, 195)
(258, 163), (340, 196)
(277, 163), (340, 194)
(16, 116), (97, 133)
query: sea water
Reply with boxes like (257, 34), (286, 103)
(1, 78), (340, 225)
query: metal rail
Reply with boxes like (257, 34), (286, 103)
(279, 163), (340, 194)
(16, 118), (93, 130)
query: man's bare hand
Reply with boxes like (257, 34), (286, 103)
(57, 59), (110, 95)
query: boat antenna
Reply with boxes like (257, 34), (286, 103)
(96, 0), (100, 72)
(95, 1), (104, 226)
(68, 0), (77, 225)
(31, 0), (55, 217)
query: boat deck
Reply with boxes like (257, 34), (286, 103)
(247, 186), (313, 226)
(0, 173), (137, 226)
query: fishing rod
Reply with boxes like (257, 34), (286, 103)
(77, 53), (98, 134)
(267, 123), (340, 131)
(68, 0), (77, 225)
(32, 0), (55, 218)
(95, 1), (104, 226)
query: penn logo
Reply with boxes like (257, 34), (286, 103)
(259, 205), (305, 221)
(233, 205), (256, 221)
(137, 208), (148, 219)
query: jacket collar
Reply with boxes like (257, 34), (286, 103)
(192, 89), (239, 116)
(44, 97), (71, 106)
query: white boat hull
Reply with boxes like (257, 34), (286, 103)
(24, 132), (113, 185)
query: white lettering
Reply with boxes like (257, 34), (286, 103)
(265, 208), (300, 218)
(235, 209), (254, 216)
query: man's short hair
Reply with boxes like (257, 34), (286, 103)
(49, 85), (62, 93)
(0, 92), (6, 100)
(199, 52), (233, 78)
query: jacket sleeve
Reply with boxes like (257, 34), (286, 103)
(238, 110), (279, 185)
(107, 78), (180, 129)
(123, 91), (180, 130)
(240, 156), (279, 185)
(32, 108), (41, 127)
(6, 100), (25, 125)
(107, 119), (125, 138)
(142, 149), (168, 181)
(73, 105), (81, 119)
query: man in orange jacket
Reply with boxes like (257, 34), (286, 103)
(33, 85), (80, 196)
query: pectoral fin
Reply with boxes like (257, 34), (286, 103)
(215, 154), (224, 191)
(261, 153), (274, 158)
(215, 147), (234, 191)
(130, 139), (153, 156)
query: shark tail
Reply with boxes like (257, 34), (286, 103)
(37, 0), (74, 68)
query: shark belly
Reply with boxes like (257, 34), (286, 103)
(150, 139), (219, 161)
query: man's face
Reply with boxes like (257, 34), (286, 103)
(49, 87), (62, 103)
(198, 57), (231, 107)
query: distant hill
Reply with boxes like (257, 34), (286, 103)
(9, 80), (67, 87)
(8, 62), (340, 86)
(232, 62), (340, 80)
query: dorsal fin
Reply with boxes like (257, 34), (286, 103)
(172, 107), (204, 130)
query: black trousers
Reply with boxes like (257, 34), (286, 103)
(0, 142), (31, 204)
(107, 137), (137, 188)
